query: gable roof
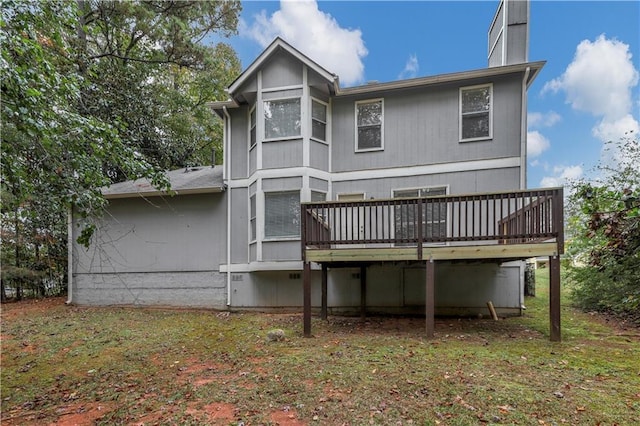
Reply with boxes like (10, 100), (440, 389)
(227, 37), (338, 95)
(103, 166), (225, 199)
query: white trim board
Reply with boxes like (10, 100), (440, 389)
(224, 157), (520, 189)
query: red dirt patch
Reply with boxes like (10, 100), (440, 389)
(1, 402), (114, 426)
(186, 402), (238, 423)
(1, 297), (67, 320)
(270, 407), (306, 425)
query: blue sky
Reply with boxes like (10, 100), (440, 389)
(223, 0), (640, 189)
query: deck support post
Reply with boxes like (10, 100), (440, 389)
(321, 264), (328, 320)
(549, 255), (561, 342)
(303, 261), (312, 337)
(360, 265), (367, 320)
(426, 259), (435, 338)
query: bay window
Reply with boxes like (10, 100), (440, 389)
(264, 98), (301, 140)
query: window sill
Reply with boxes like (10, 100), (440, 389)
(459, 136), (492, 143)
(310, 137), (329, 145)
(355, 147), (384, 153)
(263, 237), (301, 242)
(263, 136), (302, 143)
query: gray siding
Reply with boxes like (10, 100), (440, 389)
(310, 140), (329, 171)
(263, 176), (303, 191)
(230, 188), (248, 264)
(262, 241), (300, 261)
(262, 51), (302, 89)
(228, 262), (522, 316)
(262, 139), (303, 169)
(331, 75), (523, 173)
(332, 168), (520, 200)
(310, 177), (329, 192)
(75, 194), (226, 274)
(231, 106), (249, 179)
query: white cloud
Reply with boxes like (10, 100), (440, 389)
(528, 111), (561, 128)
(542, 35), (639, 142)
(241, 1), (367, 86)
(593, 114), (640, 143)
(540, 165), (583, 188)
(527, 131), (550, 158)
(398, 54), (419, 80)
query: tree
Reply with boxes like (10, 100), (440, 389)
(75, 0), (241, 177)
(567, 132), (640, 324)
(1, 1), (241, 299)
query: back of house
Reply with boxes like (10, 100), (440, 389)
(71, 0), (548, 317)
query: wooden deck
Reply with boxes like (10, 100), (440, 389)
(301, 188), (565, 341)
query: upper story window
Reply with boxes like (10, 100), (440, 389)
(311, 99), (327, 142)
(460, 84), (492, 142)
(249, 105), (256, 147)
(264, 98), (301, 140)
(355, 99), (383, 152)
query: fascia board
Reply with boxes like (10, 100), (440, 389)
(336, 61), (546, 97)
(228, 37), (337, 95)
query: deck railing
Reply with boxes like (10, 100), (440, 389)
(302, 187), (564, 256)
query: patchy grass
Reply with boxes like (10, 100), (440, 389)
(2, 271), (639, 425)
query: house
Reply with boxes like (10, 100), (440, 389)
(70, 0), (564, 340)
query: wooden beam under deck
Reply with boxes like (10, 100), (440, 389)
(305, 242), (559, 263)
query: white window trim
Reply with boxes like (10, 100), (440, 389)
(310, 97), (329, 145)
(249, 194), (257, 244)
(459, 83), (493, 142)
(263, 190), (301, 241)
(355, 98), (384, 153)
(336, 192), (366, 201)
(263, 96), (302, 142)
(391, 185), (450, 245)
(249, 104), (257, 149)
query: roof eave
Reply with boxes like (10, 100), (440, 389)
(227, 37), (337, 96)
(104, 186), (225, 200)
(336, 61), (546, 96)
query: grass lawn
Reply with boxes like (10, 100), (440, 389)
(1, 270), (639, 425)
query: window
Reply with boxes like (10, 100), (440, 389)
(249, 195), (256, 241)
(265, 191), (300, 238)
(249, 106), (256, 147)
(460, 84), (492, 141)
(394, 187), (447, 242)
(311, 100), (327, 141)
(311, 191), (326, 202)
(264, 98), (301, 139)
(356, 99), (383, 151)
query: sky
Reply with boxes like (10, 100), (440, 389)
(222, 0), (640, 190)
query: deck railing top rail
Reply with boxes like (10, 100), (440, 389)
(301, 187), (564, 259)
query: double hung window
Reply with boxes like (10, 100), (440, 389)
(311, 100), (327, 142)
(249, 195), (257, 241)
(264, 98), (301, 140)
(249, 106), (256, 147)
(356, 99), (383, 151)
(264, 191), (300, 238)
(460, 84), (492, 141)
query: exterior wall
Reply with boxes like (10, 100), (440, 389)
(332, 168), (520, 200)
(231, 106), (249, 179)
(228, 262), (523, 316)
(74, 271), (227, 308)
(72, 193), (227, 308)
(489, 0), (529, 67)
(331, 75), (523, 173)
(230, 187), (248, 264)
